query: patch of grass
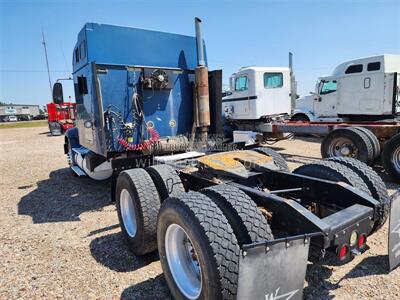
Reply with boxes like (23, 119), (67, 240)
(0, 120), (48, 129)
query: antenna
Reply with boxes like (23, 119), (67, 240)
(41, 30), (53, 97)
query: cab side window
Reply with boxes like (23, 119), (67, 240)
(345, 64), (363, 74)
(74, 48), (79, 64)
(264, 73), (283, 89)
(320, 81), (337, 94)
(367, 62), (380, 71)
(235, 76), (248, 91)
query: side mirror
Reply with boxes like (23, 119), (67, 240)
(310, 92), (321, 101)
(53, 82), (64, 105)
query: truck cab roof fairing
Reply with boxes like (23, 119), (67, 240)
(72, 23), (207, 73)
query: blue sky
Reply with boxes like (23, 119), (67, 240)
(1, 0), (399, 107)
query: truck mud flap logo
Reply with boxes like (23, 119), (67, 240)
(389, 190), (400, 271)
(265, 287), (298, 300)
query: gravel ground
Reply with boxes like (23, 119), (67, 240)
(0, 127), (399, 299)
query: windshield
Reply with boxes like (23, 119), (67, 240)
(235, 76), (248, 91)
(320, 80), (337, 95)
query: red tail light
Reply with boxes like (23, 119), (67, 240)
(358, 234), (366, 249)
(338, 245), (349, 261)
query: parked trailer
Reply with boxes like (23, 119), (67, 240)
(56, 18), (400, 299)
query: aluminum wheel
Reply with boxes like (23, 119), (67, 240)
(120, 189), (137, 237)
(391, 147), (400, 173)
(327, 137), (357, 158)
(165, 224), (202, 299)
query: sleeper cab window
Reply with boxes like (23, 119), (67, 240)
(235, 76), (248, 91)
(345, 64), (363, 74)
(264, 73), (283, 89)
(367, 62), (381, 71)
(74, 47), (79, 64)
(320, 81), (337, 94)
(80, 41), (86, 59)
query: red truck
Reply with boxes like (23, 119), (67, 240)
(47, 102), (76, 135)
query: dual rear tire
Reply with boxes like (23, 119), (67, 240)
(115, 164), (185, 255)
(321, 127), (400, 181)
(115, 165), (273, 299)
(321, 127), (377, 164)
(293, 157), (389, 233)
(115, 168), (160, 255)
(158, 185), (273, 300)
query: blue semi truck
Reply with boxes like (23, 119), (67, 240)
(53, 18), (400, 299)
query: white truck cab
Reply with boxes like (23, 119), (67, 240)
(223, 67), (292, 120)
(293, 54), (400, 121)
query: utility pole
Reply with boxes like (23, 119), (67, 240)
(41, 30), (53, 97)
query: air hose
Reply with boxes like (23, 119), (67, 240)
(117, 127), (160, 151)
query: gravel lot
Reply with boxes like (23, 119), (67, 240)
(0, 126), (399, 299)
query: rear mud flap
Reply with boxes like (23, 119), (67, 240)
(237, 234), (320, 300)
(389, 190), (400, 272)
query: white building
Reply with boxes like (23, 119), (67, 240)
(0, 104), (41, 121)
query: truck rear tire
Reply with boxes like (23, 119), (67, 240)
(293, 160), (371, 197)
(157, 192), (240, 300)
(321, 127), (374, 164)
(254, 147), (290, 172)
(146, 164), (185, 201)
(382, 133), (400, 181)
(201, 184), (273, 245)
(327, 157), (389, 232)
(353, 127), (381, 161)
(116, 168), (160, 255)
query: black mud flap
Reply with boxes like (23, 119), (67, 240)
(237, 233), (320, 300)
(389, 190), (400, 272)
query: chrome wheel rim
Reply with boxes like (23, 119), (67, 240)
(327, 137), (357, 158)
(392, 147), (400, 173)
(165, 224), (202, 299)
(120, 189), (137, 237)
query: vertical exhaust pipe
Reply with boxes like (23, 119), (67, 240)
(194, 17), (210, 141)
(195, 17), (206, 67)
(289, 52), (296, 114)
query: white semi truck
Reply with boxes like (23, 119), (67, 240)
(223, 66), (293, 120)
(292, 54), (400, 122)
(223, 54), (399, 123)
(223, 54), (400, 181)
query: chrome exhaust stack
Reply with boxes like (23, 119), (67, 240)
(289, 52), (297, 114)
